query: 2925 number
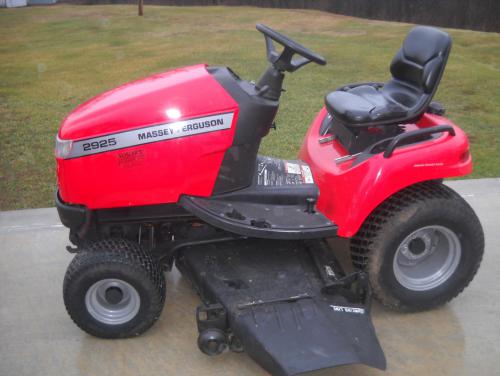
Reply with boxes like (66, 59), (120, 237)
(82, 138), (117, 152)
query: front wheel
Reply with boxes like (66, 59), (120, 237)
(63, 239), (166, 338)
(350, 181), (484, 312)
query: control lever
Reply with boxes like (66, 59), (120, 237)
(306, 197), (316, 214)
(256, 84), (270, 97)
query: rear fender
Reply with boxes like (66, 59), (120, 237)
(299, 108), (472, 238)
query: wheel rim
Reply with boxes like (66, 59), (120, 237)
(393, 225), (461, 291)
(85, 278), (140, 325)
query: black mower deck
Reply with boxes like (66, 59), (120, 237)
(177, 239), (386, 375)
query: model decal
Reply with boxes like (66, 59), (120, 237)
(330, 305), (365, 314)
(117, 149), (145, 168)
(64, 112), (234, 159)
(413, 162), (445, 167)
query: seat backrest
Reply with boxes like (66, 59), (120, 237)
(390, 26), (451, 95)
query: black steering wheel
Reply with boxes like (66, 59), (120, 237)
(256, 24), (327, 72)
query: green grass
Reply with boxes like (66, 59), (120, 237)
(0, 5), (499, 210)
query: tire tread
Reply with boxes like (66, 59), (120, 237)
(63, 238), (166, 338)
(350, 181), (484, 311)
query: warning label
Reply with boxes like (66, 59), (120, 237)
(285, 162), (302, 175)
(301, 165), (314, 184)
(256, 157), (315, 186)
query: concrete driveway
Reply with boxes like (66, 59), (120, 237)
(1, 178), (499, 376)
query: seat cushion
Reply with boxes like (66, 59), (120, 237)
(325, 85), (408, 127)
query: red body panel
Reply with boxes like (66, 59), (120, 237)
(299, 108), (472, 238)
(57, 65), (239, 209)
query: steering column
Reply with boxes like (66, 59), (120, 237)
(255, 24), (327, 100)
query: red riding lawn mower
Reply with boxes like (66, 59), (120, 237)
(55, 24), (484, 375)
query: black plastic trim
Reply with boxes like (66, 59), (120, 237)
(179, 195), (337, 240)
(327, 115), (403, 155)
(55, 191), (90, 232)
(214, 156), (319, 205)
(208, 66), (279, 194)
(95, 202), (193, 224)
(427, 101), (446, 116)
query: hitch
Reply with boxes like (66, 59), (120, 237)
(196, 303), (227, 333)
(196, 304), (230, 356)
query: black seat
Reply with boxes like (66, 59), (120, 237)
(325, 26), (452, 128)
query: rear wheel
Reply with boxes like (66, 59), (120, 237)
(63, 239), (166, 338)
(350, 181), (484, 311)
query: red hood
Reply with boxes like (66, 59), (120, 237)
(59, 64), (238, 140)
